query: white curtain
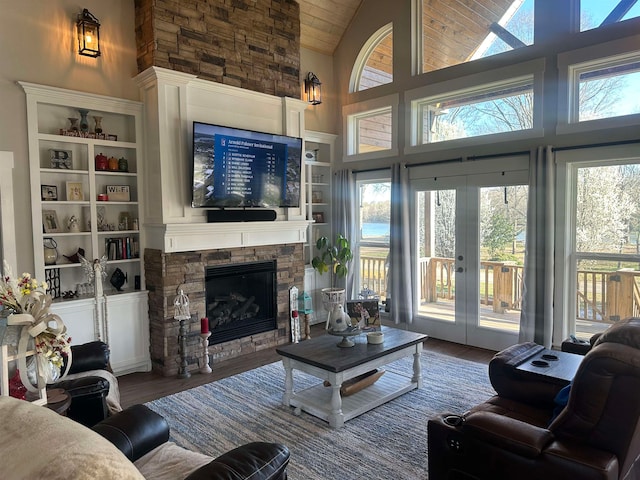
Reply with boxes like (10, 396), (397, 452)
(332, 169), (357, 298)
(519, 146), (555, 347)
(388, 163), (415, 324)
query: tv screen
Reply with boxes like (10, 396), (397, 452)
(192, 122), (302, 209)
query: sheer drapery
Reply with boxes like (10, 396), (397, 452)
(389, 163), (415, 324)
(519, 146), (555, 347)
(332, 169), (357, 298)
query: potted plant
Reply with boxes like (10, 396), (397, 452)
(311, 234), (353, 310)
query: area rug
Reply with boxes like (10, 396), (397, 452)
(146, 351), (495, 479)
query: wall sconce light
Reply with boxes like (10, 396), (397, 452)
(304, 72), (322, 105)
(77, 9), (101, 58)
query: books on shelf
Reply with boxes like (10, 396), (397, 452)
(105, 237), (139, 260)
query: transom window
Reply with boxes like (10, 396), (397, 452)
(411, 76), (534, 144)
(569, 53), (640, 123)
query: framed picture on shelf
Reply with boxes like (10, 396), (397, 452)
(312, 212), (325, 224)
(118, 212), (132, 230)
(346, 300), (381, 331)
(312, 190), (323, 203)
(49, 149), (72, 169)
(42, 210), (61, 233)
(66, 181), (84, 201)
(41, 185), (58, 201)
(106, 185), (131, 202)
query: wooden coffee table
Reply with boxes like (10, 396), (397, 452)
(276, 326), (428, 428)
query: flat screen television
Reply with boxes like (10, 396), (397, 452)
(191, 121), (303, 209)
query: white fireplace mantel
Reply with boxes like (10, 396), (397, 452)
(135, 67), (311, 254)
(147, 220), (311, 253)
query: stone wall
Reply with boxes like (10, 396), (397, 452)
(134, 0), (301, 98)
(145, 243), (303, 376)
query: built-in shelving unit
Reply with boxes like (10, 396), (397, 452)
(20, 82), (150, 374)
(303, 131), (336, 325)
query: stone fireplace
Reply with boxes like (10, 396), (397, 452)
(146, 243), (304, 377)
(205, 260), (277, 345)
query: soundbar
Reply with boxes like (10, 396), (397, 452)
(207, 209), (277, 223)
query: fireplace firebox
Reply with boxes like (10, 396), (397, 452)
(205, 260), (277, 345)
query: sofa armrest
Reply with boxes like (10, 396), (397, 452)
(185, 442), (290, 480)
(463, 411), (554, 458)
(50, 375), (110, 427)
(65, 341), (111, 374)
(93, 404), (169, 462)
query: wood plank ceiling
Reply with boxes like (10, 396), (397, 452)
(297, 0), (363, 55)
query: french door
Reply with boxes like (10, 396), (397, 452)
(410, 158), (529, 351)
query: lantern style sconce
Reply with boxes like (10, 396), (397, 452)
(304, 72), (322, 105)
(77, 9), (101, 58)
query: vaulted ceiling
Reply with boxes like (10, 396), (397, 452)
(297, 0), (363, 55)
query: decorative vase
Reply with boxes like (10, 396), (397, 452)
(68, 117), (79, 132)
(118, 157), (128, 172)
(108, 156), (119, 171)
(78, 109), (90, 133)
(43, 237), (58, 265)
(93, 115), (103, 134)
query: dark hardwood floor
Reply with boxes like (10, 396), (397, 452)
(118, 324), (496, 408)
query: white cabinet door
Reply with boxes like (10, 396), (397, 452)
(105, 291), (150, 375)
(50, 298), (97, 346)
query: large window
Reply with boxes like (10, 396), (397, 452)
(411, 76), (534, 144)
(420, 0), (533, 74)
(344, 94), (398, 159)
(580, 0), (640, 32)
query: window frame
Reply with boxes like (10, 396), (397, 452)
(405, 59), (545, 154)
(349, 22), (394, 93)
(343, 94), (399, 161)
(557, 35), (640, 135)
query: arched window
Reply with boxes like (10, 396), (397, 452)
(350, 23), (393, 93)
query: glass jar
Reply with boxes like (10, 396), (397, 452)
(43, 238), (58, 265)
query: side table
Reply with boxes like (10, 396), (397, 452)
(45, 388), (71, 416)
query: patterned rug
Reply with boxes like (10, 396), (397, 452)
(146, 351), (496, 480)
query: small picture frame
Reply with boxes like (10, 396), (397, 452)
(106, 185), (131, 202)
(49, 149), (72, 169)
(312, 190), (323, 203)
(312, 212), (325, 224)
(42, 210), (61, 233)
(118, 211), (132, 230)
(106, 134), (118, 141)
(66, 181), (84, 201)
(346, 300), (381, 331)
(41, 185), (58, 201)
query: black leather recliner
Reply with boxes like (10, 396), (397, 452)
(93, 404), (290, 480)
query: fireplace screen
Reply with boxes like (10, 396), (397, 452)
(205, 260), (277, 345)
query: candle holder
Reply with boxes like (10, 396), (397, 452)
(304, 313), (311, 340)
(177, 318), (191, 379)
(200, 332), (212, 374)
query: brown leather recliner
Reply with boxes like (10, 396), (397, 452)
(428, 318), (640, 480)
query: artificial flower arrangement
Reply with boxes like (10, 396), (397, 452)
(0, 261), (72, 388)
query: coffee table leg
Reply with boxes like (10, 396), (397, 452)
(412, 346), (423, 388)
(328, 372), (344, 428)
(282, 358), (293, 406)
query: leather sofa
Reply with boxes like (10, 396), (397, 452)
(428, 318), (640, 480)
(50, 340), (120, 426)
(0, 395), (290, 480)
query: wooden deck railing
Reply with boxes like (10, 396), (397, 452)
(360, 256), (640, 327)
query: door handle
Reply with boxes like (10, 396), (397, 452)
(456, 267), (464, 273)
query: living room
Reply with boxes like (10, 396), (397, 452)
(1, 0), (640, 478)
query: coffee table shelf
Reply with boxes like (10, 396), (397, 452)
(288, 370), (417, 425)
(277, 326), (427, 428)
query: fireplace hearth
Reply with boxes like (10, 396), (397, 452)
(206, 261), (277, 344)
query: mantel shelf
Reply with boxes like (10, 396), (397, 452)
(148, 220), (313, 253)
